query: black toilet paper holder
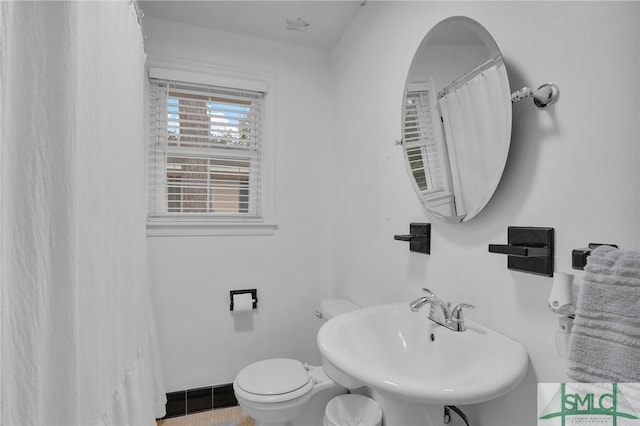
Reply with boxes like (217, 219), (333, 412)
(230, 289), (258, 311)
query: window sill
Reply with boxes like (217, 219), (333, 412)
(146, 220), (278, 237)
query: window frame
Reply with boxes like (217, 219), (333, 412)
(145, 58), (277, 237)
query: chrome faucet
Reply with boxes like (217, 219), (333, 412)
(409, 288), (451, 324)
(409, 288), (474, 332)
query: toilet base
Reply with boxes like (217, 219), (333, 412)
(236, 364), (346, 426)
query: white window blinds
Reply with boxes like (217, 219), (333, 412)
(148, 79), (264, 219)
(403, 89), (443, 193)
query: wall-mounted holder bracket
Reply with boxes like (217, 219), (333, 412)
(229, 289), (258, 311)
(394, 223), (430, 254)
(488, 226), (554, 277)
(511, 83), (560, 108)
(571, 243), (619, 270)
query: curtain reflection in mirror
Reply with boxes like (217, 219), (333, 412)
(438, 57), (510, 219)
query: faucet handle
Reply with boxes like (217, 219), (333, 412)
(421, 288), (437, 297)
(451, 303), (474, 331)
(421, 288), (447, 304)
(452, 303), (475, 315)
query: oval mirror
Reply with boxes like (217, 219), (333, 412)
(402, 16), (511, 223)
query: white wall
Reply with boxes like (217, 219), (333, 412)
(329, 2), (639, 425)
(146, 3), (640, 423)
(144, 17), (335, 391)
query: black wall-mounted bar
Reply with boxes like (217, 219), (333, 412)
(571, 243), (618, 270)
(488, 226), (554, 277)
(394, 223), (431, 254)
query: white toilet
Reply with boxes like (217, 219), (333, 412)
(233, 299), (359, 426)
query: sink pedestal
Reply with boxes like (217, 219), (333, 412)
(370, 390), (444, 426)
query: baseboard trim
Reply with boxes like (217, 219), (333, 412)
(163, 383), (238, 418)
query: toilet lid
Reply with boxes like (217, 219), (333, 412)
(236, 358), (311, 396)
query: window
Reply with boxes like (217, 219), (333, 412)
(403, 89), (443, 193)
(148, 77), (264, 221)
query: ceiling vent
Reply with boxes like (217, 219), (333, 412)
(286, 17), (310, 31)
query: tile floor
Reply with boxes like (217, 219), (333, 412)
(156, 406), (255, 426)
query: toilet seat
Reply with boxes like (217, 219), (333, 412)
(234, 359), (315, 403)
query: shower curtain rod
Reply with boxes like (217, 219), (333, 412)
(438, 55), (560, 109)
(438, 55), (502, 99)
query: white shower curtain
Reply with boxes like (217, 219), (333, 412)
(438, 59), (511, 218)
(1, 1), (166, 425)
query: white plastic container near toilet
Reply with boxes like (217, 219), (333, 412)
(233, 299), (359, 426)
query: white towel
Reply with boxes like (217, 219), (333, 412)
(567, 245), (640, 382)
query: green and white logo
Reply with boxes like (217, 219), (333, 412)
(538, 383), (640, 426)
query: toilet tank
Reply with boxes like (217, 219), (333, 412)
(318, 299), (359, 321)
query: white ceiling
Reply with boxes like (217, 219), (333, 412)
(139, 1), (365, 50)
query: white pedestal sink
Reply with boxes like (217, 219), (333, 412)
(317, 303), (528, 425)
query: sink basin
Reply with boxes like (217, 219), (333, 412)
(317, 303), (528, 406)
